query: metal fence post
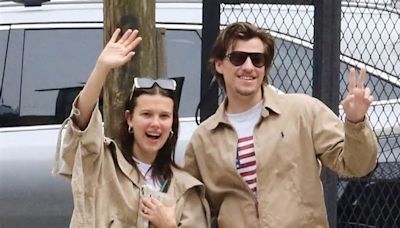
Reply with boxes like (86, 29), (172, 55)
(200, 0), (221, 122)
(313, 0), (341, 227)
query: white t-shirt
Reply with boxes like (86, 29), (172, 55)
(133, 157), (161, 191)
(226, 100), (263, 196)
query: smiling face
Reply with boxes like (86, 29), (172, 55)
(215, 38), (266, 102)
(126, 94), (174, 163)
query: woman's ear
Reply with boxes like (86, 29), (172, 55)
(125, 110), (132, 124)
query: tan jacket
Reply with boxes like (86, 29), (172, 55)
(184, 85), (377, 228)
(53, 101), (210, 228)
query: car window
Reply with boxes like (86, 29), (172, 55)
(0, 29), (8, 88)
(164, 29), (201, 118)
(0, 29), (23, 127)
(18, 28), (102, 126)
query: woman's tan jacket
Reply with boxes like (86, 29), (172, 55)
(53, 100), (210, 228)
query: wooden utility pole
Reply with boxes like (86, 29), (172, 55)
(103, 0), (157, 140)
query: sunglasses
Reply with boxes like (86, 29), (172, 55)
(129, 77), (176, 102)
(134, 77), (176, 91)
(226, 51), (266, 68)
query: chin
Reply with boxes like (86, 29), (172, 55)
(237, 88), (258, 96)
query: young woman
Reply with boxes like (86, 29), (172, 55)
(53, 28), (209, 228)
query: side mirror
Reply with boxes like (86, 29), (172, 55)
(12, 0), (50, 7)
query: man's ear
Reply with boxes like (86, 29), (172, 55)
(215, 59), (224, 75)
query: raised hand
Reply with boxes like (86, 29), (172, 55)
(97, 28), (142, 71)
(341, 68), (373, 123)
(74, 28), (142, 130)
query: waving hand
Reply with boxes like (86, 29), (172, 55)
(97, 28), (142, 71)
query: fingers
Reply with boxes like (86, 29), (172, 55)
(109, 28), (121, 43)
(140, 197), (158, 213)
(127, 36), (142, 52)
(123, 29), (139, 45)
(341, 93), (353, 107)
(118, 29), (133, 44)
(348, 67), (368, 93)
(348, 67), (356, 94)
(357, 68), (366, 88)
(121, 51), (135, 63)
(111, 28), (142, 52)
(364, 86), (371, 97)
(140, 199), (151, 216)
(365, 87), (373, 103)
(122, 29), (142, 52)
(342, 81), (372, 105)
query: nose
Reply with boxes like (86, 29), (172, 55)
(149, 117), (161, 128)
(241, 56), (255, 70)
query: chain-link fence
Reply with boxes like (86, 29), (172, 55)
(337, 1), (400, 227)
(202, 0), (400, 227)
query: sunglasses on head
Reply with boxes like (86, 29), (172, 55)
(133, 77), (176, 91)
(129, 77), (177, 102)
(226, 51), (266, 68)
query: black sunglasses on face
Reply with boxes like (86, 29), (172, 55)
(226, 51), (266, 68)
(129, 77), (177, 102)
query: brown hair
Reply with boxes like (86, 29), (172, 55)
(119, 86), (179, 184)
(209, 22), (275, 91)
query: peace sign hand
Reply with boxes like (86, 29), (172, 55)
(341, 68), (373, 123)
(97, 28), (142, 71)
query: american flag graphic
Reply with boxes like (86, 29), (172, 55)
(236, 136), (257, 195)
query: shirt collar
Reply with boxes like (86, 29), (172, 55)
(205, 84), (282, 130)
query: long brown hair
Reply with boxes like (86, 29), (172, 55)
(119, 85), (179, 184)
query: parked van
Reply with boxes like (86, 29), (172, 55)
(1, 0), (399, 227)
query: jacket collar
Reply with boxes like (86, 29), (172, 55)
(107, 138), (143, 187)
(108, 139), (203, 194)
(205, 84), (282, 130)
(169, 166), (206, 198)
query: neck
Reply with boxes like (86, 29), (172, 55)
(132, 146), (156, 164)
(226, 89), (263, 113)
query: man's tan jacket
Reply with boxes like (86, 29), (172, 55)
(184, 85), (377, 228)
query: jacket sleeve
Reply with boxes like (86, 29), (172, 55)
(312, 98), (378, 177)
(54, 95), (105, 178)
(183, 135), (202, 181)
(178, 187), (210, 228)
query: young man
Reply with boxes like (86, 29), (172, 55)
(184, 22), (377, 227)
